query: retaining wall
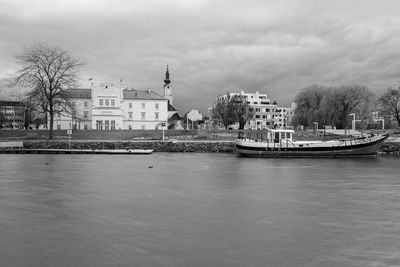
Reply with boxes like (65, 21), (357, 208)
(22, 140), (236, 153)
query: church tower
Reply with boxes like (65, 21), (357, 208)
(163, 65), (173, 105)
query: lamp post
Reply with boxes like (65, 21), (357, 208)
(161, 122), (166, 141)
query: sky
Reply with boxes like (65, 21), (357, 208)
(1, 0), (400, 114)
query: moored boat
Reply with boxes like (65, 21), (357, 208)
(236, 129), (389, 157)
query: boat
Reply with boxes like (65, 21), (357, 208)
(236, 129), (389, 157)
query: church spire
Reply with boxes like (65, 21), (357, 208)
(164, 65), (171, 86)
(163, 65), (173, 105)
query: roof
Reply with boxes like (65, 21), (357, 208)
(170, 112), (182, 120)
(64, 89), (91, 99)
(123, 89), (166, 100)
(168, 102), (177, 111)
(0, 100), (25, 107)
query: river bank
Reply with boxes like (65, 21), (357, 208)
(7, 140), (400, 154)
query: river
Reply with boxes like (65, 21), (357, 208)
(0, 153), (399, 267)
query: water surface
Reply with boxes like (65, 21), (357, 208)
(1, 153), (399, 267)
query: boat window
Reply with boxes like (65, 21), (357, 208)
(281, 132), (285, 139)
(286, 132), (291, 139)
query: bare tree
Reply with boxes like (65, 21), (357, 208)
(212, 97), (236, 129)
(293, 85), (326, 127)
(293, 84), (373, 129)
(230, 94), (253, 129)
(326, 85), (373, 129)
(15, 43), (84, 139)
(377, 87), (400, 127)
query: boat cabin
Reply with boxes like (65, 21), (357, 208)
(270, 129), (294, 143)
(239, 129), (294, 143)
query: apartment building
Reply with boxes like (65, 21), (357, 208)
(209, 91), (294, 130)
(0, 100), (26, 129)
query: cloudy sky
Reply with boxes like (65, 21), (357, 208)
(1, 0), (400, 114)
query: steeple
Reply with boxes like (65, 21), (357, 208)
(164, 65), (171, 86)
(163, 65), (173, 105)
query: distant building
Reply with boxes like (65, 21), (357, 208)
(209, 90), (294, 130)
(50, 66), (189, 130)
(0, 100), (26, 129)
(52, 82), (169, 130)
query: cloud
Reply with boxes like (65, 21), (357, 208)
(1, 0), (400, 114)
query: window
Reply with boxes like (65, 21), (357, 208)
(99, 99), (103, 106)
(255, 115), (260, 119)
(105, 99), (109, 106)
(84, 101), (88, 108)
(255, 108), (260, 112)
(155, 112), (159, 120)
(96, 120), (102, 130)
(104, 120), (109, 130)
(129, 125), (132, 130)
(57, 125), (61, 130)
(111, 120), (115, 130)
(155, 103), (159, 109)
(141, 103), (145, 109)
(83, 111), (88, 119)
(141, 112), (145, 120)
(129, 103), (132, 109)
(111, 99), (115, 106)
(128, 112), (133, 119)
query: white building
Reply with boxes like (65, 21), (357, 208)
(210, 90), (294, 130)
(50, 66), (180, 130)
(53, 83), (168, 130)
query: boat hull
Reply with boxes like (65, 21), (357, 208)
(236, 134), (389, 158)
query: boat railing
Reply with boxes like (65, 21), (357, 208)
(285, 139), (296, 148)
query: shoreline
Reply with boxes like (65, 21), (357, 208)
(1, 140), (399, 154)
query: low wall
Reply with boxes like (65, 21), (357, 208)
(381, 142), (400, 153)
(0, 129), (236, 141)
(22, 140), (236, 153)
